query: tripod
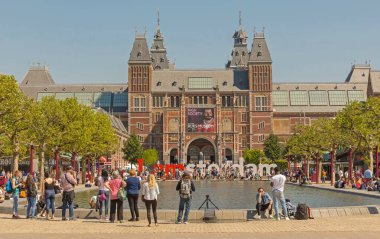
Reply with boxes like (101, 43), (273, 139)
(198, 195), (219, 210)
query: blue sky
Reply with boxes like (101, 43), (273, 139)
(1, 0), (379, 84)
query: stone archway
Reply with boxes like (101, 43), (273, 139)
(169, 148), (178, 164)
(186, 138), (216, 164)
(225, 148), (233, 162)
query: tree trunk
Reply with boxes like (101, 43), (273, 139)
(91, 159), (95, 183)
(12, 142), (20, 174)
(39, 149), (45, 190)
(81, 158), (86, 184)
(317, 158), (322, 184)
(306, 158), (310, 180)
(369, 148), (374, 172)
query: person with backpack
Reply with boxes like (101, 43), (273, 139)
(175, 171), (195, 224)
(10, 170), (22, 219)
(61, 166), (77, 221)
(97, 170), (112, 221)
(25, 174), (38, 219)
(270, 167), (290, 221)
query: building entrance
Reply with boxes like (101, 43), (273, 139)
(186, 138), (216, 164)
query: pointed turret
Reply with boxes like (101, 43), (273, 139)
(128, 33), (151, 64)
(150, 10), (169, 70)
(226, 11), (249, 69)
(21, 64), (55, 86)
(248, 31), (272, 63)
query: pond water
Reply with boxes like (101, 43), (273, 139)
(65, 181), (380, 209)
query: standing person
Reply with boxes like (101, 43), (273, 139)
(25, 174), (38, 219)
(126, 169), (141, 221)
(175, 171), (195, 224)
(109, 171), (126, 223)
(270, 167), (290, 221)
(42, 172), (56, 220)
(255, 187), (273, 219)
(321, 169), (327, 183)
(61, 166), (77, 221)
(142, 174), (160, 227)
(11, 170), (22, 219)
(363, 167), (373, 188)
(98, 170), (112, 221)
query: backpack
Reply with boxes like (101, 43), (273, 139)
(180, 179), (191, 198)
(5, 179), (13, 194)
(295, 203), (309, 220)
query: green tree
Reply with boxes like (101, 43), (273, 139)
(123, 133), (143, 164)
(243, 148), (265, 164)
(143, 148), (159, 167)
(274, 159), (288, 171)
(0, 75), (34, 173)
(263, 134), (285, 161)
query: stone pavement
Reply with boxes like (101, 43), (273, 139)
(0, 214), (380, 239)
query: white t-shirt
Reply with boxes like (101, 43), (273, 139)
(271, 174), (286, 192)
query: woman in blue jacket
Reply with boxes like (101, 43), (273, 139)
(126, 169), (141, 221)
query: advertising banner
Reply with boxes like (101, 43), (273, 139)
(187, 108), (215, 132)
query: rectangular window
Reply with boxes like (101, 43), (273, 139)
(204, 96), (208, 104)
(137, 135), (144, 143)
(242, 138), (247, 148)
(255, 96), (268, 111)
(242, 126), (247, 134)
(193, 96), (198, 104)
(134, 96), (146, 112)
(272, 91), (289, 106)
(258, 121), (265, 130)
(289, 91), (308, 106)
(153, 96), (163, 108)
(155, 112), (161, 123)
(222, 96), (233, 107)
(258, 134), (265, 142)
(328, 91), (347, 106)
(309, 91), (328, 106)
(188, 77), (213, 89)
(236, 95), (248, 107)
(241, 112), (247, 122)
(347, 90), (365, 102)
(137, 122), (144, 131)
(199, 96), (203, 104)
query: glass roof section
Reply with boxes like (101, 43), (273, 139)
(309, 91), (328, 106)
(347, 90), (365, 103)
(273, 91), (289, 106)
(328, 91), (347, 106)
(290, 91), (308, 106)
(188, 77), (213, 89)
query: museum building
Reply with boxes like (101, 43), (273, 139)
(19, 17), (380, 165)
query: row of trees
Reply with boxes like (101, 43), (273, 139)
(122, 134), (159, 167)
(0, 75), (118, 184)
(286, 97), (380, 182)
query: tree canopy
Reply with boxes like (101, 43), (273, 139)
(123, 133), (144, 164)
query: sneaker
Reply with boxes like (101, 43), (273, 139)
(62, 218), (68, 221)
(128, 218), (135, 222)
(119, 220), (124, 223)
(285, 217), (290, 221)
(274, 216), (280, 221)
(135, 218), (139, 221)
(183, 221), (188, 224)
(69, 218), (77, 221)
(175, 221), (181, 224)
(269, 215), (273, 219)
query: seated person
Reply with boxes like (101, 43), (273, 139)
(89, 195), (97, 209)
(0, 186), (4, 203)
(85, 180), (92, 188)
(255, 187), (273, 219)
(36, 195), (46, 217)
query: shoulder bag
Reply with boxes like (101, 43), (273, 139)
(117, 180), (126, 201)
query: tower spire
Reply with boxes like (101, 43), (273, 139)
(239, 10), (242, 29)
(151, 9), (169, 70)
(157, 8), (160, 29)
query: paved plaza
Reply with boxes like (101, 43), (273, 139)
(0, 214), (380, 239)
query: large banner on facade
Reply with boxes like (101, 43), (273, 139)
(187, 108), (215, 132)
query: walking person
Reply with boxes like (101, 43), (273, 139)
(175, 171), (195, 224)
(42, 172), (56, 220)
(142, 174), (160, 227)
(25, 174), (38, 219)
(271, 167), (290, 221)
(126, 169), (141, 221)
(109, 171), (126, 223)
(321, 169), (327, 183)
(11, 170), (22, 219)
(61, 166), (77, 221)
(98, 170), (112, 221)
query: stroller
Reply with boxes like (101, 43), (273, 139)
(282, 199), (296, 218)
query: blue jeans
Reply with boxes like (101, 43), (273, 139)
(62, 190), (74, 219)
(27, 197), (37, 218)
(272, 189), (288, 218)
(98, 190), (110, 217)
(177, 197), (192, 222)
(45, 189), (55, 215)
(13, 194), (19, 216)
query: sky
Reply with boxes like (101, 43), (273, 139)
(0, 0), (379, 84)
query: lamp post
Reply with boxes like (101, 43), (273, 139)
(29, 144), (34, 174)
(330, 149), (335, 186)
(349, 146), (353, 183)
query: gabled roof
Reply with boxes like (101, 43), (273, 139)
(248, 32), (272, 63)
(20, 65), (55, 86)
(128, 34), (151, 64)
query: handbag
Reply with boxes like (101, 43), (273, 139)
(54, 185), (61, 194)
(99, 192), (107, 201)
(117, 181), (126, 201)
(19, 189), (26, 198)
